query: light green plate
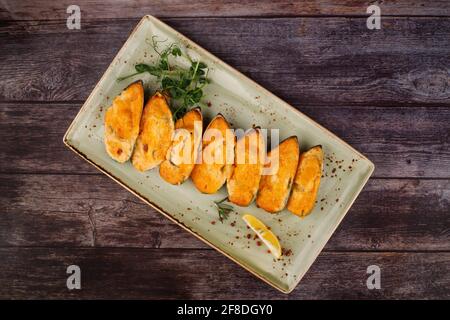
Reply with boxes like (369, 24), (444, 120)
(64, 15), (374, 293)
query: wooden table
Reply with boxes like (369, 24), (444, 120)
(1, 1), (449, 299)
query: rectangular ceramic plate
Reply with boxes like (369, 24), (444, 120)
(64, 15), (374, 293)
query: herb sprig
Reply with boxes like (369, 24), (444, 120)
(214, 197), (234, 223)
(118, 37), (209, 120)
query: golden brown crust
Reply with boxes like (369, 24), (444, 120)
(256, 136), (300, 213)
(131, 92), (174, 172)
(104, 81), (144, 163)
(227, 128), (265, 206)
(159, 108), (203, 185)
(190, 114), (235, 194)
(287, 145), (323, 217)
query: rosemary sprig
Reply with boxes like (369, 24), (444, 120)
(117, 36), (209, 121)
(214, 197), (234, 223)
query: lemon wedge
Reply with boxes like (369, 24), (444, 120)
(242, 214), (282, 259)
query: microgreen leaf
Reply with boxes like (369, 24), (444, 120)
(118, 37), (210, 120)
(171, 47), (182, 56)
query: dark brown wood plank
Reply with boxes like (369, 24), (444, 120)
(0, 173), (204, 249)
(1, 103), (449, 178)
(1, 174), (449, 250)
(1, 18), (449, 106)
(1, 0), (449, 20)
(0, 248), (448, 299)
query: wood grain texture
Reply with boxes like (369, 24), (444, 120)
(0, 248), (448, 299)
(1, 18), (449, 106)
(1, 1), (449, 299)
(1, 103), (449, 178)
(1, 0), (449, 20)
(1, 174), (449, 250)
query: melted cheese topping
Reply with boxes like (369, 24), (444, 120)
(227, 128), (265, 206)
(104, 81), (144, 163)
(191, 115), (235, 194)
(256, 137), (299, 213)
(287, 146), (323, 217)
(159, 108), (203, 185)
(131, 92), (174, 172)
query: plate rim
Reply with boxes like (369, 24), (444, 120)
(63, 15), (375, 294)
